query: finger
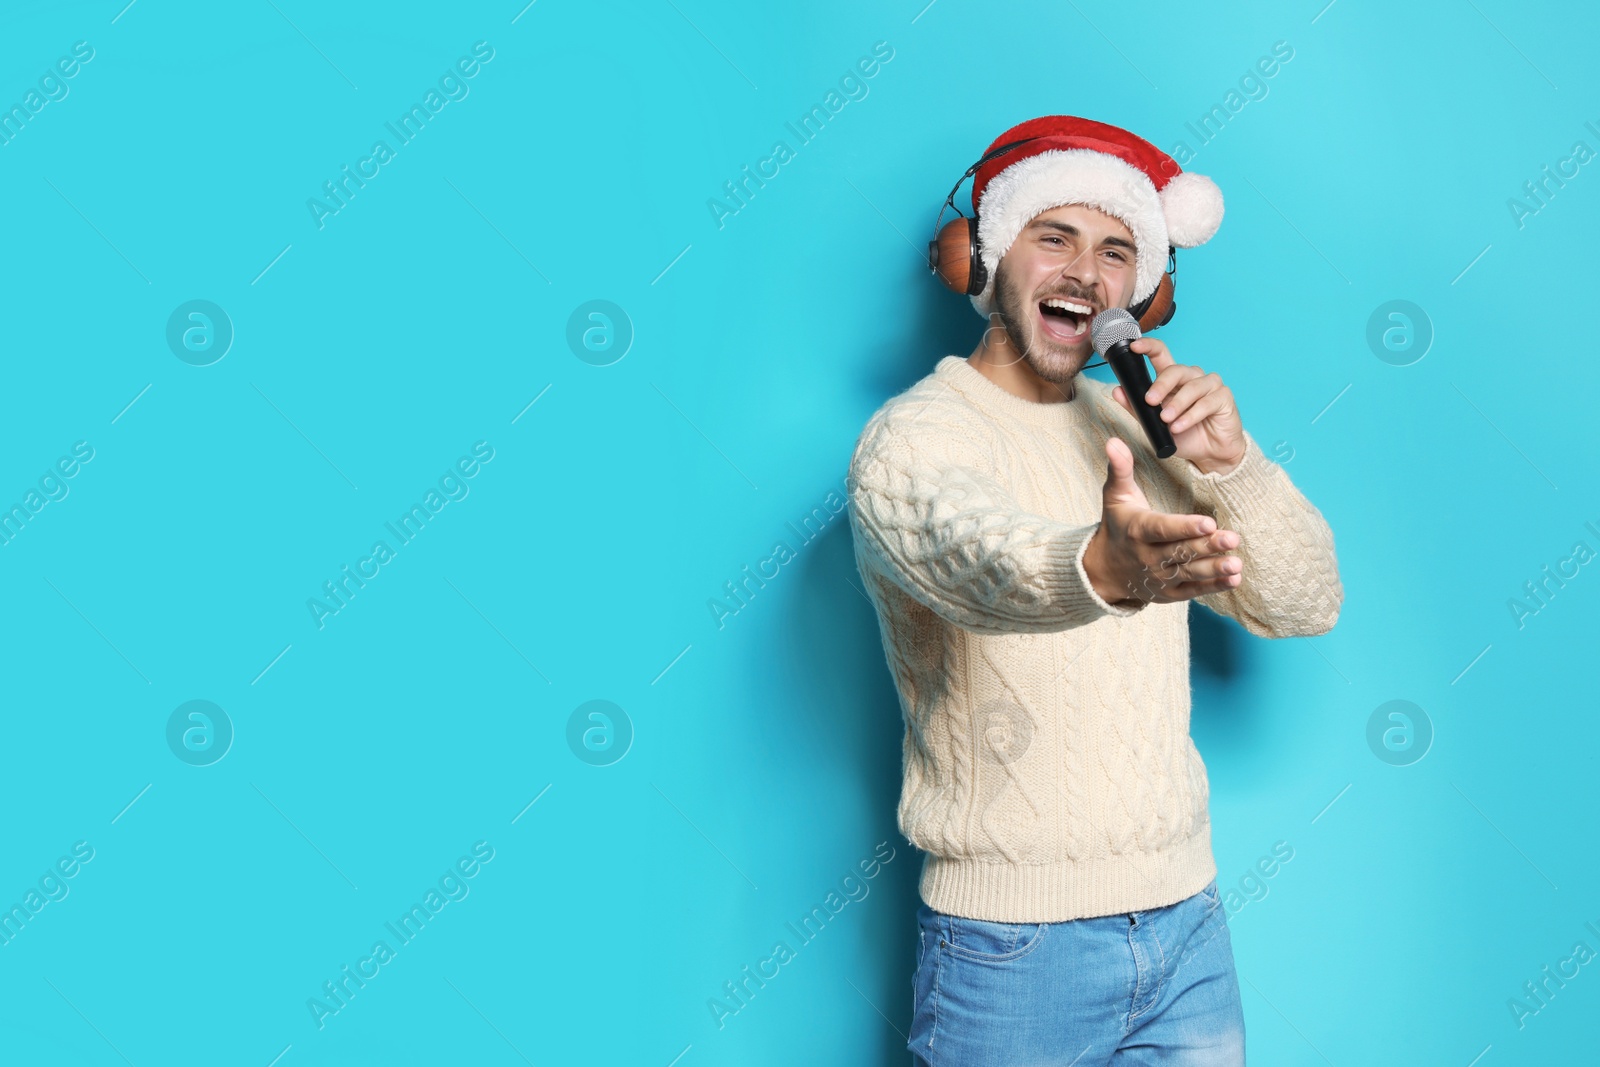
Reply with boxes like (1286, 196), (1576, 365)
(1145, 364), (1201, 406)
(1101, 437), (1151, 509)
(1156, 372), (1221, 423)
(1172, 568), (1245, 596)
(1128, 509), (1217, 544)
(1130, 546), (1242, 596)
(1130, 338), (1174, 373)
(1102, 435), (1133, 488)
(1150, 528), (1241, 566)
(1156, 384), (1210, 428)
(1120, 555), (1241, 604)
(1146, 551), (1241, 586)
(1158, 572), (1244, 602)
(1112, 385), (1129, 412)
(1167, 390), (1227, 434)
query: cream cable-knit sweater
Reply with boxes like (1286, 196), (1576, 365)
(846, 355), (1342, 923)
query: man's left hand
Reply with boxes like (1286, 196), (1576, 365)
(1109, 338), (1247, 476)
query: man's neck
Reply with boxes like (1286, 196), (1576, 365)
(967, 336), (1077, 404)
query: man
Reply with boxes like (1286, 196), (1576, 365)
(845, 116), (1343, 1065)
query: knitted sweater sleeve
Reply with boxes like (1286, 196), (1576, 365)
(846, 411), (1145, 636)
(1184, 429), (1344, 638)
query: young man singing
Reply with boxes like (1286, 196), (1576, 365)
(846, 115), (1343, 1065)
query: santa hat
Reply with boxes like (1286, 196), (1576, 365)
(968, 115), (1224, 318)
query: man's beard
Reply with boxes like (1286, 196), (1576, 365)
(991, 265), (1097, 389)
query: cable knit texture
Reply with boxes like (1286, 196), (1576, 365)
(846, 356), (1342, 922)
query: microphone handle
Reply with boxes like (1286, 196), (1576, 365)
(1104, 339), (1176, 459)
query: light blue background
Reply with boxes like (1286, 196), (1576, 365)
(0, 0), (1595, 1063)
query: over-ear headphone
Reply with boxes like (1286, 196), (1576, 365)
(927, 138), (1178, 334)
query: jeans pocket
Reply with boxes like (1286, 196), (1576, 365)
(941, 912), (1047, 963)
(910, 909), (941, 1058)
(1199, 879), (1230, 925)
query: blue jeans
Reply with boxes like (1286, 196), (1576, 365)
(909, 880), (1245, 1066)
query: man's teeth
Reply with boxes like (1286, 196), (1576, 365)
(1042, 298), (1093, 315)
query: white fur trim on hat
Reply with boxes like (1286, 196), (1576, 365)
(969, 148), (1168, 319)
(1161, 172), (1224, 247)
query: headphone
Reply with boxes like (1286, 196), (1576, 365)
(927, 138), (1178, 335)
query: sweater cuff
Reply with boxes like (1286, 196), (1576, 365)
(1043, 521), (1146, 619)
(1186, 430), (1276, 513)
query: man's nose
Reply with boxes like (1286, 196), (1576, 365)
(1059, 246), (1100, 290)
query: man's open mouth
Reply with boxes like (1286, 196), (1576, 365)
(1038, 296), (1093, 343)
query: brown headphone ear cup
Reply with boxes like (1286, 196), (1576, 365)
(930, 216), (980, 296)
(1134, 271), (1176, 333)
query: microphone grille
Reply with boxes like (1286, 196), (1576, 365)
(1091, 308), (1141, 356)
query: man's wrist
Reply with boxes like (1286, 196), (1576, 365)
(1081, 526), (1130, 605)
(1189, 448), (1246, 478)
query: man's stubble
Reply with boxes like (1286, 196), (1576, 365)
(990, 262), (1096, 393)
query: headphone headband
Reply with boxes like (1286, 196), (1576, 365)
(932, 137), (1038, 235)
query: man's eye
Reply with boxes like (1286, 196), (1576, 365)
(1044, 235), (1064, 246)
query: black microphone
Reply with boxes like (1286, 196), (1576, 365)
(1091, 308), (1175, 460)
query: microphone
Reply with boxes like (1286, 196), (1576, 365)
(1091, 308), (1175, 460)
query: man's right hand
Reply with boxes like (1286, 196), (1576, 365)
(1082, 436), (1243, 607)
